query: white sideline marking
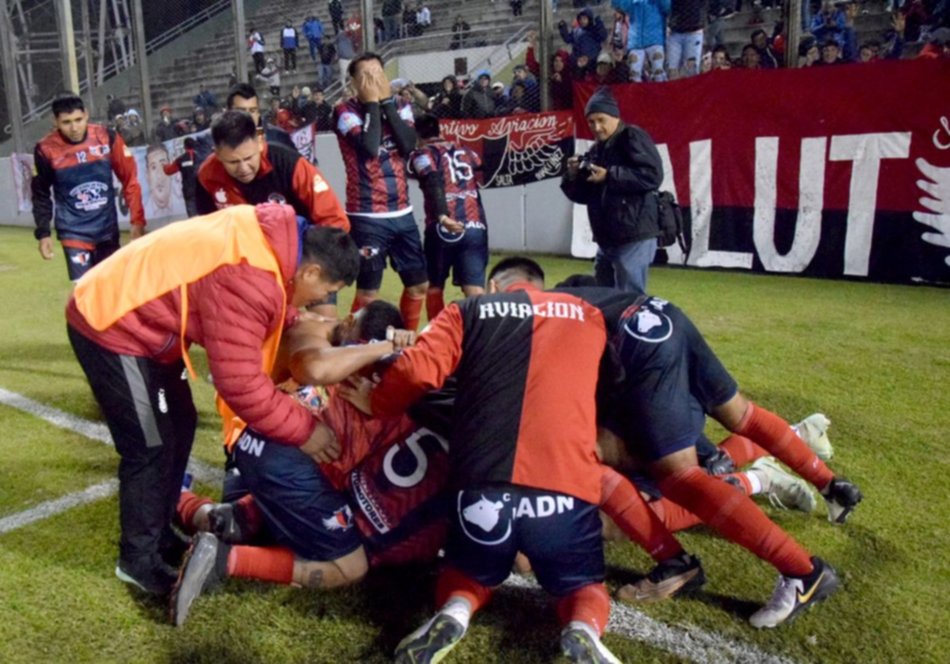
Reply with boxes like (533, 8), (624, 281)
(502, 574), (798, 664)
(0, 387), (224, 534)
(0, 480), (118, 535)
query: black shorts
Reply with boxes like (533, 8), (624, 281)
(63, 235), (120, 281)
(348, 211), (428, 290)
(611, 296), (738, 462)
(446, 486), (604, 596)
(424, 225), (488, 289)
(232, 428), (362, 562)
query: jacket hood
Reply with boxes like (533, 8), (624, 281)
(578, 8), (594, 23)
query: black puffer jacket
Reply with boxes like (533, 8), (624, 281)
(561, 123), (663, 246)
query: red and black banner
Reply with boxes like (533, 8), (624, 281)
(575, 60), (950, 286)
(438, 111), (575, 188)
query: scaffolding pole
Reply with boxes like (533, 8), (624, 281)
(232, 0), (247, 84)
(130, 0), (151, 129)
(0, 6), (26, 153)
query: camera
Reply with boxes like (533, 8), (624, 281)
(576, 154), (595, 179)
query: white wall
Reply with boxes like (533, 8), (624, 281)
(0, 138), (577, 255)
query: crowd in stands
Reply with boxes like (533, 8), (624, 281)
(100, 0), (948, 144)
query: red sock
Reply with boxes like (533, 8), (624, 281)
(350, 293), (375, 314)
(400, 289), (425, 331)
(736, 403), (834, 490)
(719, 434), (768, 468)
(658, 466), (813, 577)
(600, 466), (684, 561)
(235, 493), (264, 539)
(426, 288), (445, 320)
(176, 490), (213, 535)
(721, 472), (754, 495)
(647, 497), (703, 532)
(555, 583), (611, 636)
(227, 545), (295, 584)
(435, 566), (493, 614)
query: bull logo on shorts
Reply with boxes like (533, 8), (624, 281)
(69, 250), (91, 266)
(459, 493), (512, 545)
(322, 504), (354, 531)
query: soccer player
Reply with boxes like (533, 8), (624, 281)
(334, 52), (429, 330)
(31, 93), (145, 281)
(409, 113), (489, 319)
(196, 111), (349, 317)
(225, 82), (297, 151)
(557, 279), (863, 628)
(162, 136), (200, 218)
(345, 257), (623, 664)
(66, 203), (358, 596)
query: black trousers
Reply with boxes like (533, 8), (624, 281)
(283, 48), (296, 70)
(68, 325), (197, 567)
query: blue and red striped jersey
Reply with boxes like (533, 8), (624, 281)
(409, 141), (487, 231)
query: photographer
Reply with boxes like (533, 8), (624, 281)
(561, 87), (663, 292)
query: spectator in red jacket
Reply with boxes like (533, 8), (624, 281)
(526, 30), (574, 110)
(65, 203), (359, 599)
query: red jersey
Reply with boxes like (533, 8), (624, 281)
(409, 141), (486, 231)
(371, 284), (607, 505)
(333, 96), (415, 216)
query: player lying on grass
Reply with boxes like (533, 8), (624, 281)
(556, 275), (864, 628)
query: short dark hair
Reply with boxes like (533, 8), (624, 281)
(301, 226), (360, 285)
(415, 113), (441, 140)
(183, 137), (197, 150)
(357, 301), (405, 341)
(226, 82), (259, 109)
(488, 256), (545, 284)
(347, 51), (384, 79)
(52, 93), (85, 117)
(211, 110), (258, 148)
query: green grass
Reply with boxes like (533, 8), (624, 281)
(1, 225), (948, 663)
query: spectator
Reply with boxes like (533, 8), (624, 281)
(611, 9), (630, 51)
(559, 8), (608, 73)
(511, 64), (539, 109)
(511, 0), (525, 16)
(192, 106), (211, 132)
(402, 4), (417, 38)
(193, 83), (218, 112)
(798, 36), (820, 66)
(162, 136), (199, 217)
(392, 78), (430, 119)
(289, 85), (304, 114)
(667, 0), (707, 78)
(710, 44), (732, 68)
(382, 0), (403, 42)
(451, 15), (471, 49)
(374, 16), (386, 45)
(430, 75), (462, 118)
(817, 37), (844, 64)
(154, 105), (178, 142)
(903, 0), (932, 43)
(490, 81), (513, 115)
(740, 43), (762, 67)
(263, 96), (281, 127)
(771, 19), (786, 59)
(281, 21), (299, 72)
(121, 109), (147, 146)
(416, 2), (432, 31)
(615, 0), (671, 82)
(751, 28), (781, 67)
(587, 50), (630, 83)
(527, 31), (574, 110)
(329, 0), (345, 35)
(462, 71), (496, 118)
(312, 88), (334, 131)
(257, 57), (281, 97)
(917, 26), (950, 59)
(336, 29), (357, 84)
(303, 15), (325, 64)
(508, 81), (538, 114)
(248, 27), (266, 73)
(810, 1), (849, 52)
(226, 82), (296, 151)
(878, 13), (907, 60)
(297, 86), (317, 124)
(106, 94), (127, 119)
(318, 40), (336, 90)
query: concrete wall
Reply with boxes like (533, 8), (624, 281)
(0, 134), (576, 255)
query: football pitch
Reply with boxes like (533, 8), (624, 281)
(0, 225), (947, 663)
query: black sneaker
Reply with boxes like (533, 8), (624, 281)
(750, 556), (839, 628)
(616, 552), (705, 603)
(169, 533), (230, 627)
(115, 556), (179, 596)
(821, 478), (863, 524)
(159, 528), (192, 568)
(208, 503), (250, 544)
(394, 613), (465, 664)
(702, 448), (736, 476)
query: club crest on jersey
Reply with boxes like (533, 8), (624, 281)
(322, 504), (354, 531)
(622, 298), (673, 343)
(69, 181), (109, 211)
(267, 192), (287, 205)
(69, 250), (91, 266)
(436, 223), (464, 243)
(458, 493), (512, 546)
(312, 174), (329, 193)
(214, 188), (228, 204)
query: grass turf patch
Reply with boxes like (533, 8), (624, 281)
(1, 225), (948, 663)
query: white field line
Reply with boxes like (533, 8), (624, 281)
(2, 387), (796, 664)
(502, 558), (799, 664)
(0, 387), (224, 534)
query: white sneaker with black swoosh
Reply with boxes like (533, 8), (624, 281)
(750, 557), (839, 628)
